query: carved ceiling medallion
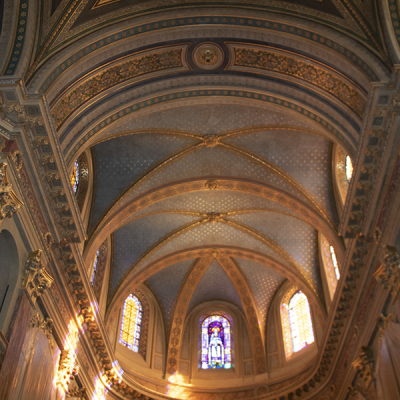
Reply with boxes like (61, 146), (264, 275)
(193, 43), (224, 70)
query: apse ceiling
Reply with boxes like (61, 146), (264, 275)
(82, 100), (344, 338)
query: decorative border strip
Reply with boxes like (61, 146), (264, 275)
(2, 0), (29, 76)
(388, 0), (400, 48)
(39, 16), (378, 93)
(65, 89), (355, 164)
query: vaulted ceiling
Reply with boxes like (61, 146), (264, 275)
(17, 0), (395, 385)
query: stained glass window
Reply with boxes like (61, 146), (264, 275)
(288, 292), (314, 353)
(91, 248), (100, 285)
(201, 315), (232, 369)
(119, 295), (142, 352)
(70, 160), (79, 194)
(346, 155), (353, 182)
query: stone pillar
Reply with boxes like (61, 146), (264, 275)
(0, 250), (53, 399)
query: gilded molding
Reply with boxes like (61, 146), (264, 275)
(0, 155), (24, 220)
(231, 45), (366, 117)
(52, 47), (185, 129)
(21, 250), (53, 306)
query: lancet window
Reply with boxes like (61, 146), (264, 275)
(321, 235), (340, 299)
(119, 294), (143, 352)
(346, 155), (353, 182)
(201, 315), (232, 369)
(91, 248), (100, 285)
(281, 288), (314, 359)
(70, 160), (79, 194)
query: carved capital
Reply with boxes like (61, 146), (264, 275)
(373, 245), (400, 302)
(21, 250), (53, 306)
(351, 347), (374, 394)
(0, 156), (23, 220)
(29, 313), (54, 348)
(377, 313), (398, 342)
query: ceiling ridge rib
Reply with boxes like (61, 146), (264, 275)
(165, 253), (215, 375)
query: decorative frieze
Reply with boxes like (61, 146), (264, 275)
(21, 250), (53, 306)
(0, 155), (23, 221)
(373, 245), (400, 302)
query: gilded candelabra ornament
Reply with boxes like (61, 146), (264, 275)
(21, 250), (53, 306)
(373, 245), (400, 303)
(0, 154), (23, 221)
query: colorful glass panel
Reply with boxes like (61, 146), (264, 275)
(346, 155), (353, 182)
(330, 245), (340, 281)
(70, 160), (79, 194)
(119, 295), (142, 352)
(91, 248), (100, 285)
(288, 291), (314, 353)
(201, 315), (231, 369)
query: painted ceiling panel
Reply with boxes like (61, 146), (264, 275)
(227, 130), (336, 221)
(232, 212), (321, 293)
(134, 222), (287, 274)
(132, 190), (300, 219)
(105, 104), (317, 137)
(111, 213), (197, 290)
(126, 147), (306, 202)
(236, 258), (285, 332)
(92, 133), (194, 226)
(187, 260), (244, 315)
(145, 258), (194, 329)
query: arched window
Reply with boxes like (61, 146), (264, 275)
(346, 155), (353, 182)
(321, 235), (341, 299)
(281, 288), (314, 359)
(201, 315), (232, 369)
(91, 248), (100, 285)
(119, 294), (143, 352)
(70, 160), (79, 194)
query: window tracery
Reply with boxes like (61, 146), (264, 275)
(281, 288), (314, 359)
(201, 315), (232, 369)
(119, 294), (143, 352)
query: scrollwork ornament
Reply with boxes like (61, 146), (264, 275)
(351, 347), (374, 395)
